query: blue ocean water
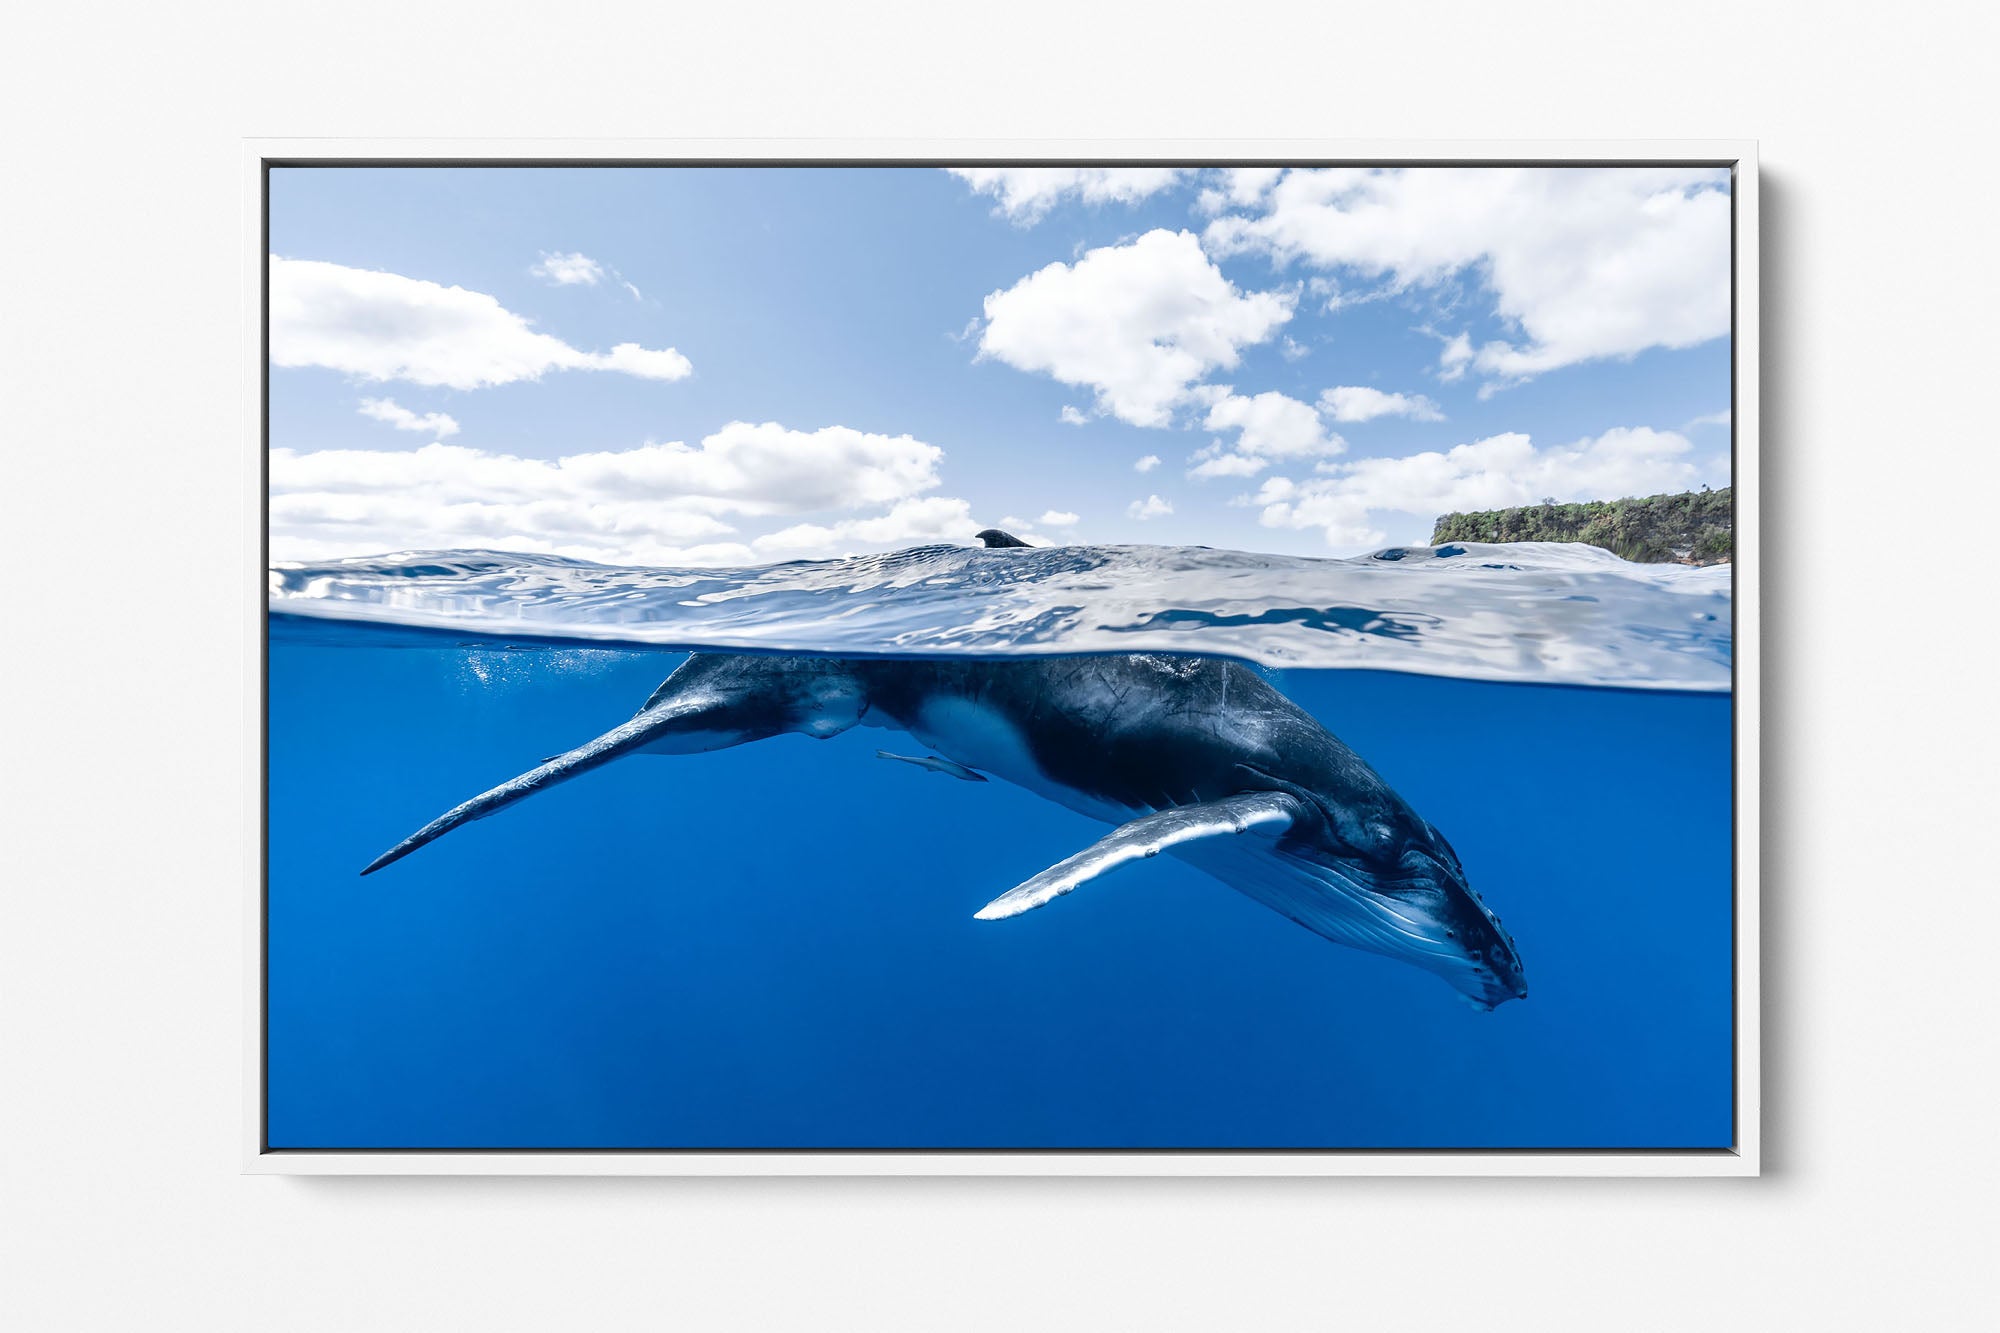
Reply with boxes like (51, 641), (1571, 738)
(267, 543), (1734, 1150)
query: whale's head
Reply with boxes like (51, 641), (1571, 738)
(1232, 784), (1528, 1010)
(1352, 820), (1528, 1011)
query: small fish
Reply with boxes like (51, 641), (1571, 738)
(875, 750), (988, 782)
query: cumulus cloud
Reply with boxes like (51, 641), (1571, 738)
(1037, 509), (1080, 527)
(1134, 454), (1161, 473)
(1195, 166), (1285, 216)
(357, 397), (460, 438)
(591, 343), (696, 379)
(530, 251), (605, 286)
(1187, 390), (1346, 480)
(1318, 385), (1444, 423)
(1205, 167), (1731, 387)
(989, 516), (1070, 546)
(976, 229), (1294, 428)
(1059, 405), (1091, 425)
(270, 257), (693, 390)
(947, 167), (1185, 224)
(1253, 426), (1723, 547)
(752, 496), (978, 557)
(1184, 450), (1267, 480)
(1127, 494), (1174, 520)
(269, 421), (948, 565)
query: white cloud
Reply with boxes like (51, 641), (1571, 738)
(752, 496), (978, 557)
(270, 257), (693, 390)
(1185, 449), (1269, 480)
(268, 421), (948, 565)
(994, 516), (1057, 546)
(1196, 166), (1285, 216)
(1319, 385), (1444, 423)
(534, 252), (649, 303)
(947, 167), (1185, 224)
(1436, 331), (1474, 382)
(591, 343), (695, 379)
(1253, 426), (1723, 548)
(279, 421), (941, 513)
(1127, 494), (1174, 520)
(530, 251), (605, 286)
(1280, 336), (1310, 361)
(269, 488), (752, 568)
(1187, 390), (1345, 480)
(1687, 409), (1732, 429)
(1059, 405), (1091, 425)
(1134, 454), (1161, 473)
(1205, 167), (1731, 386)
(1204, 390), (1342, 458)
(977, 229), (1294, 428)
(357, 397), (460, 438)
(1306, 276), (1351, 313)
(1037, 509), (1080, 527)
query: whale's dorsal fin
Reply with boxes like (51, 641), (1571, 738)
(974, 792), (1302, 920)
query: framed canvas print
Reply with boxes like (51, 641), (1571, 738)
(248, 140), (1757, 1175)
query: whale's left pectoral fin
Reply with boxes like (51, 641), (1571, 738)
(876, 750), (988, 782)
(974, 792), (1302, 920)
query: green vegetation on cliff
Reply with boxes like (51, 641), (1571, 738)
(1430, 487), (1732, 564)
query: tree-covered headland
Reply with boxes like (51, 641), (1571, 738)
(1430, 487), (1732, 564)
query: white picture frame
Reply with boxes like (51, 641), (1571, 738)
(245, 138), (1758, 1176)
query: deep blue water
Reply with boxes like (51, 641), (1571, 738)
(267, 637), (1732, 1150)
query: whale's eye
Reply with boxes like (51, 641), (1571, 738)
(1348, 819), (1400, 862)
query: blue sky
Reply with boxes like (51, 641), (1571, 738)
(268, 165), (1731, 565)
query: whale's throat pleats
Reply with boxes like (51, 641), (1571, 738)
(1171, 837), (1470, 977)
(975, 793), (1472, 986)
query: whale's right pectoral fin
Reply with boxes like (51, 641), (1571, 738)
(974, 792), (1302, 920)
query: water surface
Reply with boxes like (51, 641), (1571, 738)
(267, 542), (1734, 1150)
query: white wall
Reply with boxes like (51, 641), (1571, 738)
(4, 2), (1995, 1328)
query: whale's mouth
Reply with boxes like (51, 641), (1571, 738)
(1180, 837), (1527, 1008)
(1346, 849), (1528, 1010)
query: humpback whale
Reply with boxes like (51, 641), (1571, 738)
(361, 644), (1528, 1009)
